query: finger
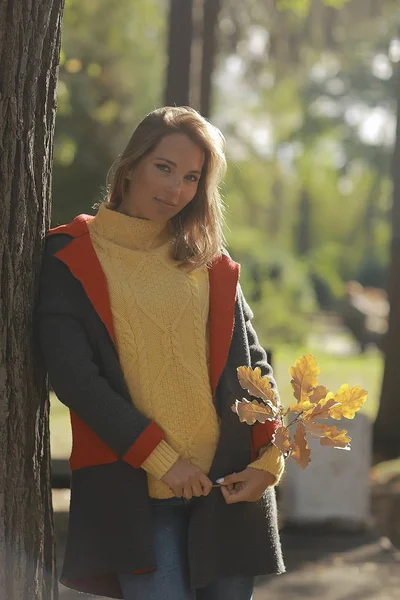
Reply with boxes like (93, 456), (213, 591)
(174, 487), (184, 498)
(220, 484), (232, 503)
(191, 480), (203, 498)
(232, 482), (245, 494)
(199, 473), (213, 496)
(183, 483), (193, 500)
(217, 471), (245, 486)
(224, 485), (249, 504)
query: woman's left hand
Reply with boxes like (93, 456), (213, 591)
(218, 468), (276, 504)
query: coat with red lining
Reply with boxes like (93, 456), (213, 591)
(36, 214), (284, 598)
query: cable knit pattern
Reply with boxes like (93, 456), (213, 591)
(88, 205), (220, 498)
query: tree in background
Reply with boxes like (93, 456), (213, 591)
(213, 0), (397, 344)
(373, 61), (400, 460)
(200, 0), (222, 117)
(164, 0), (222, 117)
(0, 0), (65, 597)
(165, 0), (194, 107)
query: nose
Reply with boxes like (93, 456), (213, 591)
(166, 178), (182, 199)
(169, 178), (181, 190)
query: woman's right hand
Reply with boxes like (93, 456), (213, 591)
(161, 459), (213, 499)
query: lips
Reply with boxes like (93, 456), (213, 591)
(155, 197), (176, 207)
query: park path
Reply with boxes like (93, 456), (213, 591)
(55, 514), (400, 600)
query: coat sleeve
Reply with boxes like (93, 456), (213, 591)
(35, 238), (178, 473)
(237, 285), (285, 483)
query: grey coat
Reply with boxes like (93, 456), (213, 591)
(36, 215), (285, 598)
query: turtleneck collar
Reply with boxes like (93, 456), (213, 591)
(90, 204), (170, 251)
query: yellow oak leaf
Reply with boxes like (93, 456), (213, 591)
(303, 395), (339, 421)
(319, 425), (351, 450)
(328, 384), (368, 420)
(231, 398), (276, 425)
(237, 366), (279, 408)
(290, 354), (320, 404)
(287, 399), (315, 415)
(290, 423), (311, 470)
(272, 426), (292, 455)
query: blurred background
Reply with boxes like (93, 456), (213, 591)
(50, 1), (400, 597)
(50, 0), (398, 453)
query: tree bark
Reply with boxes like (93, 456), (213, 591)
(0, 0), (65, 597)
(200, 0), (221, 118)
(373, 63), (400, 461)
(164, 0), (194, 107)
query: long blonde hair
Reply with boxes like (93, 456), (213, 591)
(103, 106), (227, 269)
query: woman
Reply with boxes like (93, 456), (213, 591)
(37, 106), (285, 600)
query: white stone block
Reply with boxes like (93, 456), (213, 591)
(280, 413), (372, 526)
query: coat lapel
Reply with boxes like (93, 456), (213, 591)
(208, 255), (240, 394)
(47, 216), (116, 345)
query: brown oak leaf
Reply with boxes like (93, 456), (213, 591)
(304, 421), (330, 439)
(303, 395), (339, 421)
(309, 385), (329, 404)
(237, 366), (279, 409)
(319, 425), (351, 450)
(290, 423), (311, 470)
(272, 426), (292, 455)
(231, 398), (276, 425)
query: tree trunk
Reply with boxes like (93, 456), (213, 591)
(164, 0), (194, 107)
(0, 0), (65, 597)
(200, 0), (221, 118)
(373, 64), (400, 461)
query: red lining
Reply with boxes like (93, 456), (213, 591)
(69, 412), (118, 470)
(122, 422), (166, 468)
(55, 232), (116, 344)
(250, 420), (281, 462)
(208, 256), (240, 393)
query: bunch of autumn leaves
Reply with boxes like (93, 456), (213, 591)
(231, 354), (368, 469)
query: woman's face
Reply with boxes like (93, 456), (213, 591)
(118, 133), (205, 222)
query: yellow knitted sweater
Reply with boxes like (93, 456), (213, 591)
(88, 205), (284, 498)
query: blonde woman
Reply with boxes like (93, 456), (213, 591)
(37, 107), (285, 600)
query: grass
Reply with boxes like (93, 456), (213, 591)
(50, 393), (71, 459)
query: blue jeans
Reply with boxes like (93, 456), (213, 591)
(118, 498), (254, 600)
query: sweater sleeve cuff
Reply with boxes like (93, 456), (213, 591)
(248, 444), (285, 486)
(141, 439), (180, 480)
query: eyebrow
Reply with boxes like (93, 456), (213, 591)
(154, 156), (202, 175)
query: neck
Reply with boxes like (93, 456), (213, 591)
(90, 204), (170, 251)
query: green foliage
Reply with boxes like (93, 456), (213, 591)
(277, 0), (350, 14)
(277, 0), (312, 16)
(215, 0), (398, 342)
(53, 0), (167, 224)
(52, 0), (398, 346)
